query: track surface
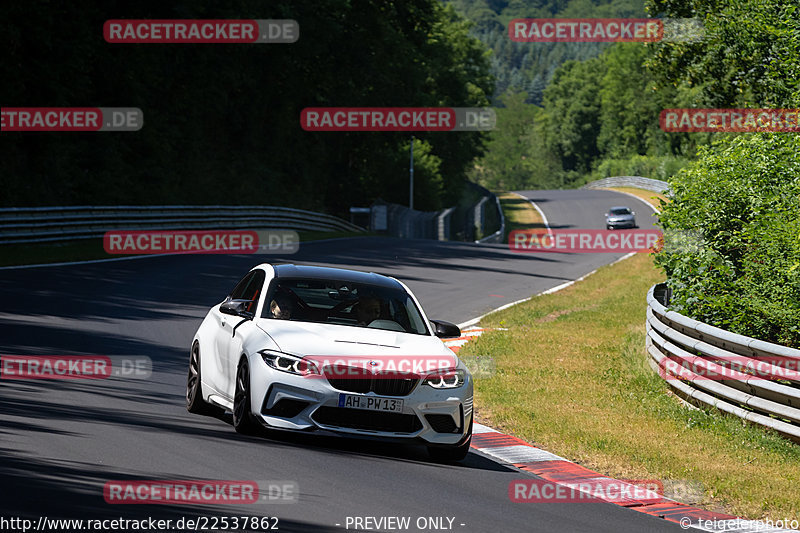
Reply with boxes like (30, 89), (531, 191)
(0, 189), (680, 532)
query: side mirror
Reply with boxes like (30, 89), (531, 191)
(431, 319), (461, 339)
(220, 299), (255, 320)
(632, 211), (636, 216)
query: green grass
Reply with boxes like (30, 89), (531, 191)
(604, 187), (668, 210)
(462, 252), (800, 522)
(496, 191), (545, 243)
(0, 230), (373, 268)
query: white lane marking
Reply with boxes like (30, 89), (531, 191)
(512, 191), (552, 233)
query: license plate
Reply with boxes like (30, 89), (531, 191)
(338, 394), (403, 413)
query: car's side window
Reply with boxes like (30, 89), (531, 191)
(229, 272), (255, 300)
(229, 270), (266, 314)
(229, 270), (266, 301)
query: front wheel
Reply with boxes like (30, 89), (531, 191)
(187, 342), (220, 415)
(427, 417), (473, 462)
(233, 359), (260, 435)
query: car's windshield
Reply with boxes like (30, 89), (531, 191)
(609, 208), (632, 215)
(262, 278), (430, 335)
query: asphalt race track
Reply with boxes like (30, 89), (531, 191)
(0, 189), (682, 532)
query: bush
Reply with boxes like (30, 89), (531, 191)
(654, 134), (800, 347)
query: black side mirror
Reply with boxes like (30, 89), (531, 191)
(431, 319), (461, 338)
(220, 299), (255, 320)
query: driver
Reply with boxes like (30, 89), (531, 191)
(269, 293), (294, 319)
(356, 295), (382, 325)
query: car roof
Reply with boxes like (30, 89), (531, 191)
(610, 206), (631, 210)
(269, 263), (403, 290)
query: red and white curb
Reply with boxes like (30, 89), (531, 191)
(469, 423), (796, 531)
(447, 334), (794, 532)
(442, 327), (490, 354)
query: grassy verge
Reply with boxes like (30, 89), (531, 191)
(462, 252), (800, 522)
(0, 230), (373, 268)
(496, 191), (545, 243)
(605, 187), (668, 210)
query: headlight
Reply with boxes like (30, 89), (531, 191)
(423, 369), (466, 389)
(260, 350), (319, 376)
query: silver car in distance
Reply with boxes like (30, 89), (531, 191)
(605, 206), (637, 229)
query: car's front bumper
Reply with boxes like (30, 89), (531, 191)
(606, 219), (636, 228)
(250, 359), (473, 446)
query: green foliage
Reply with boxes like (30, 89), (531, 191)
(471, 41), (692, 190)
(654, 134), (800, 346)
(446, 0), (646, 104)
(468, 91), (560, 190)
(0, 0), (492, 215)
(646, 0), (800, 107)
(646, 0), (800, 345)
(594, 154), (690, 181)
(541, 58), (604, 174)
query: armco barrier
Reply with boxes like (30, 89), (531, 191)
(583, 176), (670, 193)
(475, 193), (505, 244)
(0, 205), (365, 245)
(647, 282), (800, 442)
(368, 184), (502, 242)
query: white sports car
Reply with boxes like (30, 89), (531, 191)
(187, 263), (473, 461)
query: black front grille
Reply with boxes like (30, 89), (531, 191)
(425, 414), (459, 433)
(324, 365), (419, 396)
(312, 407), (422, 433)
(262, 399), (309, 418)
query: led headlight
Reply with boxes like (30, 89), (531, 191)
(260, 350), (319, 376)
(423, 369), (466, 389)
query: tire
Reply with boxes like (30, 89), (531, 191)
(233, 358), (260, 435)
(606, 225), (612, 230)
(187, 342), (220, 415)
(427, 416), (473, 463)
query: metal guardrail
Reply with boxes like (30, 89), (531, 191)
(0, 205), (365, 245)
(368, 183), (501, 242)
(475, 193), (505, 244)
(646, 282), (800, 442)
(583, 176), (670, 193)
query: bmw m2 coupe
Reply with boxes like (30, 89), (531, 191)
(187, 264), (473, 461)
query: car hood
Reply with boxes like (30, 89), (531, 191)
(255, 319), (456, 361)
(607, 214), (634, 221)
